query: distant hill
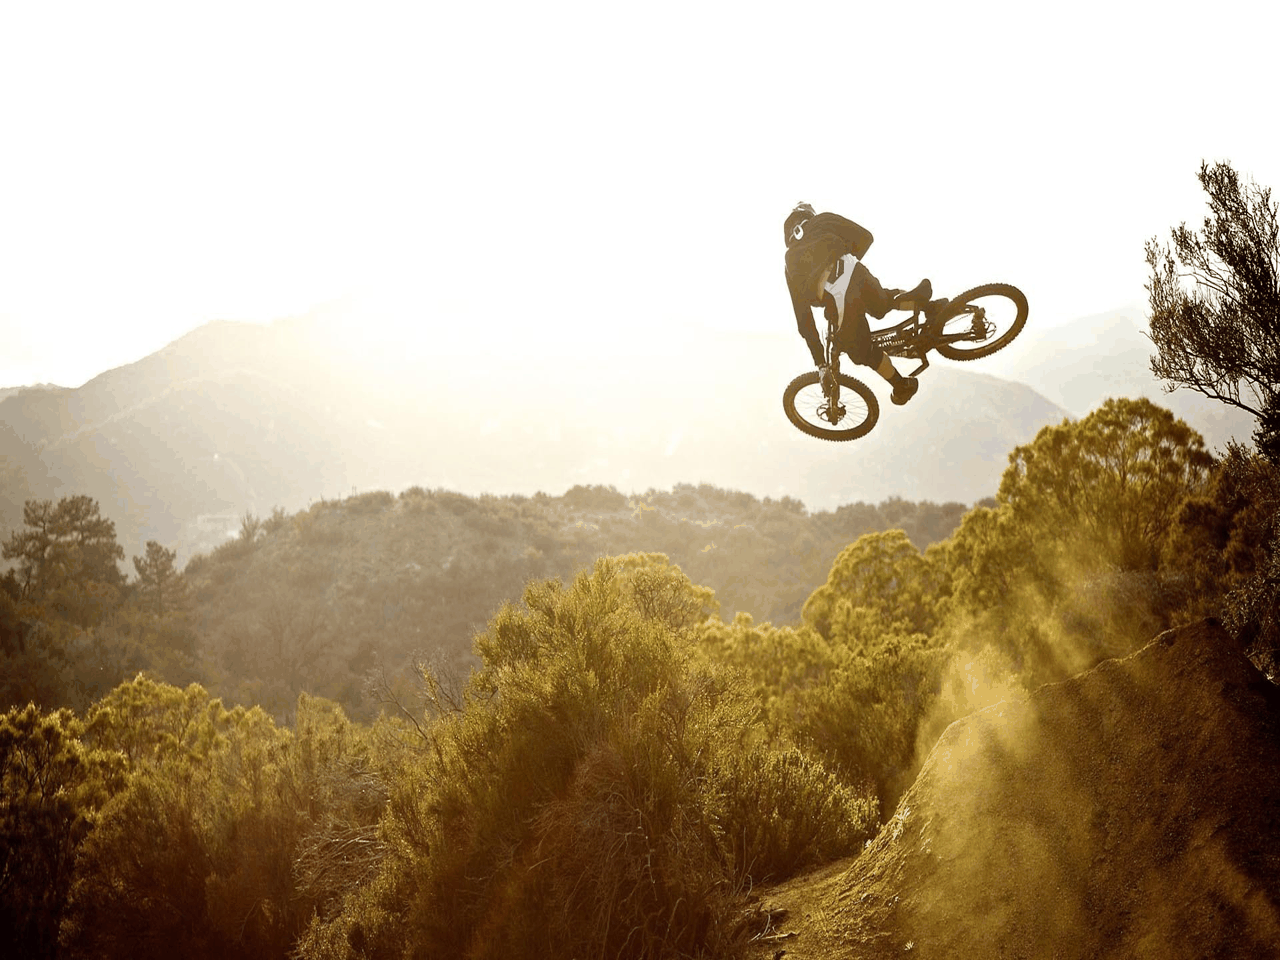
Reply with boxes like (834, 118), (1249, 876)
(4, 302), (1252, 570)
(0, 421), (57, 534)
(0, 308), (1073, 564)
(982, 304), (1259, 453)
(182, 484), (972, 715)
(0, 383), (64, 403)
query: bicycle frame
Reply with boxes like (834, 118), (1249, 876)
(867, 303), (994, 376)
(788, 281), (1025, 441)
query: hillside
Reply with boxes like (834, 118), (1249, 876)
(13, 303), (1257, 579)
(747, 619), (1280, 959)
(4, 390), (1277, 960)
(0, 310), (1072, 567)
(0, 422), (57, 533)
(182, 484), (970, 715)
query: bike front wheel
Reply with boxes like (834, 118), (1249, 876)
(782, 371), (880, 441)
(934, 283), (1028, 360)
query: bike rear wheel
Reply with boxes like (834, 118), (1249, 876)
(934, 283), (1028, 360)
(782, 371), (879, 441)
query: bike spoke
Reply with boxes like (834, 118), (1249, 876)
(934, 284), (1028, 359)
(791, 382), (871, 431)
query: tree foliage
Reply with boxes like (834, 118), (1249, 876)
(2, 496), (125, 630)
(62, 678), (381, 960)
(132, 541), (185, 617)
(1146, 160), (1280, 461)
(0, 705), (125, 960)
(177, 485), (968, 720)
(931, 398), (1217, 684)
(0, 393), (1269, 958)
(698, 613), (843, 738)
(298, 555), (875, 960)
(998, 397), (1213, 572)
(5, 376), (1276, 958)
(1163, 444), (1280, 671)
(792, 636), (950, 811)
(802, 529), (947, 642)
(0, 496), (201, 711)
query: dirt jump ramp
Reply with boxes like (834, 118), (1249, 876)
(754, 618), (1280, 959)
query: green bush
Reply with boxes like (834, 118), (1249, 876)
(561, 483), (628, 511)
(298, 554), (873, 960)
(346, 491), (394, 514)
(793, 636), (950, 812)
(62, 681), (378, 960)
(720, 745), (876, 881)
(0, 705), (125, 960)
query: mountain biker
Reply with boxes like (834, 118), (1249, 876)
(784, 202), (941, 405)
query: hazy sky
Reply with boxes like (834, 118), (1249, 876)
(2, 0), (1277, 389)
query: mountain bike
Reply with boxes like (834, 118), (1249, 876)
(782, 282), (1028, 441)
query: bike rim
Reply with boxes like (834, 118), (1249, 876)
(941, 291), (1021, 351)
(790, 381), (872, 433)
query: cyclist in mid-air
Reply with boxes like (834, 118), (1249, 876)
(784, 201), (942, 406)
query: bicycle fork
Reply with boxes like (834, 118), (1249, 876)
(822, 349), (845, 424)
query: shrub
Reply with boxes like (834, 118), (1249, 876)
(298, 555), (870, 960)
(793, 636), (950, 812)
(63, 682), (378, 960)
(720, 746), (876, 881)
(0, 705), (125, 960)
(346, 491), (394, 515)
(561, 483), (628, 511)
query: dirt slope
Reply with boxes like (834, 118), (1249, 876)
(749, 619), (1280, 959)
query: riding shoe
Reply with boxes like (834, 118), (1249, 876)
(891, 376), (919, 406)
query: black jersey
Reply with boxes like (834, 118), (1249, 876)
(784, 213), (874, 367)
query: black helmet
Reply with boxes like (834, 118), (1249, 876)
(784, 202), (816, 247)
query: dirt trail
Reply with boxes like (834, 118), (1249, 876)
(747, 619), (1280, 959)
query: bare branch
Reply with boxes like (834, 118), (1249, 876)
(1145, 160), (1280, 460)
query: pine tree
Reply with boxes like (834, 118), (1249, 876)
(132, 541), (185, 616)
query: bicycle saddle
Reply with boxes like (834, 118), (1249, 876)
(892, 279), (933, 306)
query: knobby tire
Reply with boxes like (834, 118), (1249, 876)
(782, 371), (879, 441)
(934, 282), (1028, 360)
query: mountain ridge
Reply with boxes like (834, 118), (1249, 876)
(982, 303), (1258, 451)
(1, 302), (1249, 566)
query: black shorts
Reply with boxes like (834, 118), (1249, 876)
(825, 256), (891, 369)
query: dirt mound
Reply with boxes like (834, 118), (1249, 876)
(750, 619), (1280, 959)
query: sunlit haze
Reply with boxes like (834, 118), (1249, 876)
(1, 0), (1276, 389)
(5, 7), (1280, 951)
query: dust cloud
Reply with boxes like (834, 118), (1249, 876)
(755, 619), (1280, 959)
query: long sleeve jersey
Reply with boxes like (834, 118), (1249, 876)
(784, 212), (874, 367)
